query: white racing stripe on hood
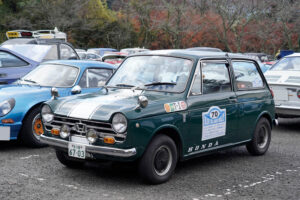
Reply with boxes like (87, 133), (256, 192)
(68, 101), (103, 119)
(67, 89), (143, 119)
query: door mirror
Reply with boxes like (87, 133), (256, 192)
(71, 85), (81, 94)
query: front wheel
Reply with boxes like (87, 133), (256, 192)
(21, 106), (47, 148)
(138, 134), (178, 184)
(246, 118), (271, 155)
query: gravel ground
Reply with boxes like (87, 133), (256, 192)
(0, 118), (299, 200)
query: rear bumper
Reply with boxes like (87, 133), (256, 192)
(40, 135), (137, 158)
(275, 105), (300, 118)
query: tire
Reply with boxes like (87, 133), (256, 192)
(246, 118), (271, 155)
(21, 106), (47, 148)
(56, 150), (85, 168)
(138, 134), (178, 184)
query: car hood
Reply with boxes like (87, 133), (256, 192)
(0, 84), (50, 102)
(265, 70), (300, 86)
(48, 88), (185, 121)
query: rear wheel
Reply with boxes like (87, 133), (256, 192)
(21, 106), (47, 148)
(138, 134), (177, 184)
(246, 118), (271, 155)
(56, 150), (85, 168)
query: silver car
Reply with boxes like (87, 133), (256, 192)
(265, 53), (300, 118)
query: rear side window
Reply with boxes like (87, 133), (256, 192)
(232, 61), (264, 90)
(202, 62), (231, 94)
(0, 51), (28, 68)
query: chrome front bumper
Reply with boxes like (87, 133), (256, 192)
(40, 135), (137, 158)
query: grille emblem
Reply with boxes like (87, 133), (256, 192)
(75, 121), (87, 134)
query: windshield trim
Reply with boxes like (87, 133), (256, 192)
(106, 55), (196, 94)
(22, 63), (81, 88)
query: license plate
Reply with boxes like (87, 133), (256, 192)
(272, 88), (288, 101)
(0, 126), (10, 141)
(68, 143), (86, 159)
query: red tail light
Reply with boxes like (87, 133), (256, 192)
(270, 89), (274, 98)
(21, 32), (32, 37)
(297, 91), (300, 98)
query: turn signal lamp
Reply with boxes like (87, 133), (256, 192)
(104, 136), (115, 144)
(51, 128), (60, 136)
(1, 119), (14, 124)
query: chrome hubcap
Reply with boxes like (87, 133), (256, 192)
(154, 145), (172, 176)
(257, 126), (268, 148)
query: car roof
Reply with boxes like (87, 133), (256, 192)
(286, 53), (300, 57)
(43, 60), (117, 70)
(0, 46), (38, 64)
(186, 47), (223, 52)
(136, 49), (253, 60)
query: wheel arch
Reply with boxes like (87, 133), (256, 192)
(21, 102), (44, 124)
(151, 124), (184, 160)
(256, 111), (273, 129)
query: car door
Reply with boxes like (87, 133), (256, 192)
(231, 60), (269, 142)
(185, 60), (239, 155)
(77, 68), (113, 94)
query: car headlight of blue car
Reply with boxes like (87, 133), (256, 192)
(0, 98), (15, 117)
(41, 105), (54, 123)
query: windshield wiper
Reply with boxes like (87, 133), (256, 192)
(21, 79), (38, 84)
(115, 83), (135, 88)
(144, 82), (177, 86)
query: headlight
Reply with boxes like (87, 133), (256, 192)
(112, 113), (127, 134)
(0, 98), (15, 117)
(60, 124), (70, 139)
(41, 105), (54, 123)
(86, 129), (97, 144)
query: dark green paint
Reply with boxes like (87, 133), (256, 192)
(43, 51), (275, 162)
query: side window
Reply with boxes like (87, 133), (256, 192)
(0, 51), (28, 68)
(190, 66), (201, 95)
(78, 68), (113, 88)
(60, 44), (77, 60)
(202, 62), (231, 94)
(232, 61), (264, 90)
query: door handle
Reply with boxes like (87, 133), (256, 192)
(229, 96), (238, 103)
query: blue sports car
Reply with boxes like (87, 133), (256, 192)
(0, 60), (116, 147)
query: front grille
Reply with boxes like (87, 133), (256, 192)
(45, 115), (126, 143)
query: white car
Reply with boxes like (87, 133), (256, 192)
(264, 53), (300, 118)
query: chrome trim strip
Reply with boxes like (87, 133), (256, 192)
(184, 139), (251, 157)
(275, 105), (300, 110)
(40, 135), (136, 158)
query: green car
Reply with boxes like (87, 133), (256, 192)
(40, 50), (275, 184)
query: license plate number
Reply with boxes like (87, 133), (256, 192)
(68, 143), (86, 159)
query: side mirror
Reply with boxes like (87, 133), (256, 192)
(51, 87), (59, 99)
(71, 85), (81, 94)
(68, 56), (78, 60)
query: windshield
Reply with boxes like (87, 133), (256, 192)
(270, 57), (300, 71)
(107, 56), (193, 93)
(2, 44), (53, 62)
(21, 64), (79, 87)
